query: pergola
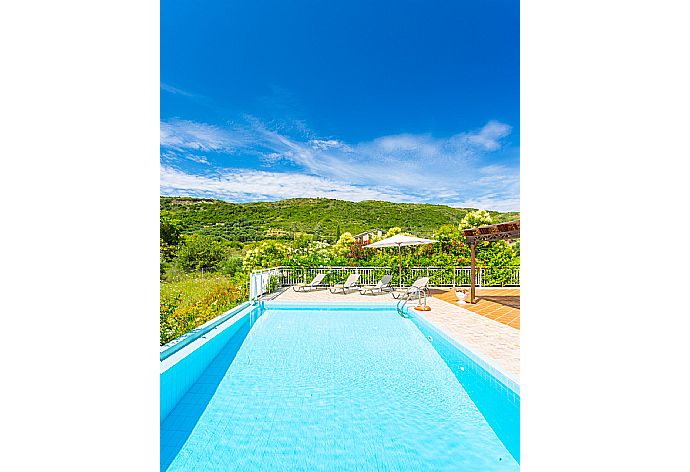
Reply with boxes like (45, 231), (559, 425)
(462, 220), (520, 303)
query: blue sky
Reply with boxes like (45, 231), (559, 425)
(161, 0), (519, 211)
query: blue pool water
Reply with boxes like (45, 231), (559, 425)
(161, 303), (519, 471)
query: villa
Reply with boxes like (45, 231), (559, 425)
(353, 228), (384, 244)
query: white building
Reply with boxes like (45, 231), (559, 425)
(353, 229), (384, 244)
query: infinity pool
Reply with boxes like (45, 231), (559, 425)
(160, 303), (519, 471)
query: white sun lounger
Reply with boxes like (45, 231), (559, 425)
(392, 276), (430, 300)
(359, 275), (393, 295)
(292, 273), (327, 292)
(329, 273), (360, 294)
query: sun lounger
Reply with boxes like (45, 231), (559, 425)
(359, 275), (393, 295)
(391, 276), (430, 300)
(329, 273), (360, 294)
(292, 273), (327, 292)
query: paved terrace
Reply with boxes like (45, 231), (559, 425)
(271, 287), (520, 382)
(433, 288), (521, 330)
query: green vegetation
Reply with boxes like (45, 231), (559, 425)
(175, 234), (227, 272)
(160, 197), (520, 345)
(160, 196), (519, 243)
(160, 273), (248, 345)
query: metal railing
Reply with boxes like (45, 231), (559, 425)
(249, 267), (281, 301)
(250, 265), (519, 298)
(396, 287), (427, 318)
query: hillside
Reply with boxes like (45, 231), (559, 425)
(160, 196), (519, 243)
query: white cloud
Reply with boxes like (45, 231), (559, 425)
(465, 120), (512, 151)
(160, 163), (520, 211)
(183, 154), (210, 165)
(160, 166), (416, 203)
(160, 119), (251, 152)
(302, 129), (514, 191)
(161, 149), (211, 165)
(260, 152), (286, 166)
(478, 164), (510, 174)
(160, 83), (194, 97)
(159, 118), (520, 211)
(371, 134), (441, 158)
(308, 139), (351, 151)
(451, 195), (521, 213)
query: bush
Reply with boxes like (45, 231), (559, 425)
(243, 240), (290, 270)
(286, 241), (333, 267)
(332, 232), (355, 258)
(175, 234), (226, 272)
(160, 217), (183, 262)
(160, 253), (169, 280)
(385, 227), (402, 237)
(219, 256), (243, 277)
(459, 210), (492, 230)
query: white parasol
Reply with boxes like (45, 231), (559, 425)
(363, 234), (437, 283)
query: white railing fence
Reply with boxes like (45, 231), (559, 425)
(249, 267), (281, 301)
(250, 265), (519, 299)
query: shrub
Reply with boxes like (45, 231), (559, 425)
(385, 227), (402, 237)
(242, 240), (290, 270)
(219, 256), (243, 277)
(332, 232), (355, 258)
(160, 217), (183, 262)
(175, 234), (226, 272)
(459, 210), (492, 230)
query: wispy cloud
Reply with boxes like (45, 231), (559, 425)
(451, 195), (520, 213)
(160, 150), (210, 165)
(159, 117), (519, 211)
(308, 139), (352, 151)
(160, 83), (194, 97)
(246, 121), (515, 191)
(160, 119), (252, 153)
(465, 120), (512, 151)
(160, 166), (412, 203)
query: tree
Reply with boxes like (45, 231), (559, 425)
(332, 232), (356, 258)
(313, 223), (324, 242)
(292, 232), (313, 250)
(160, 217), (181, 247)
(346, 240), (370, 263)
(218, 256), (244, 277)
(459, 209), (492, 230)
(385, 227), (402, 238)
(242, 240), (291, 270)
(287, 241), (332, 267)
(475, 240), (519, 286)
(435, 224), (459, 241)
(160, 217), (182, 261)
(175, 234), (226, 272)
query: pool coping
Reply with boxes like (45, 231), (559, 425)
(160, 301), (254, 362)
(265, 301), (400, 310)
(410, 308), (520, 396)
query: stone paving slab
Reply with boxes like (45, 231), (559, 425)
(270, 287), (520, 383)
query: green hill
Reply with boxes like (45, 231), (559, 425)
(161, 196), (519, 243)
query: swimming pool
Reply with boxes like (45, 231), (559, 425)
(160, 302), (520, 471)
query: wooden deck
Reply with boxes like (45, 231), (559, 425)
(430, 288), (520, 330)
